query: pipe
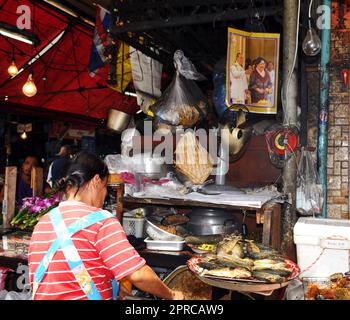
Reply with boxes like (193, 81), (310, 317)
(281, 0), (299, 260)
(317, 0), (331, 218)
(215, 138), (228, 185)
(300, 0), (309, 148)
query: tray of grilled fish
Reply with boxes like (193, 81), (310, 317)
(187, 234), (300, 287)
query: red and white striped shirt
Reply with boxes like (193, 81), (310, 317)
(28, 200), (146, 300)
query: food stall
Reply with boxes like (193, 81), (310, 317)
(1, 0), (350, 303)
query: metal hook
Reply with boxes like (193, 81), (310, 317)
(242, 210), (247, 223)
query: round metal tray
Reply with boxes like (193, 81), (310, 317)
(194, 274), (290, 296)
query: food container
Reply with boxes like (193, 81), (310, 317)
(302, 277), (331, 300)
(294, 217), (350, 277)
(163, 265), (212, 300)
(145, 218), (184, 241)
(144, 237), (185, 251)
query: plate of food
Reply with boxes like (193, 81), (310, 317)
(186, 233), (300, 293)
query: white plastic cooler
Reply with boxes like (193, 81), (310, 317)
(294, 217), (350, 278)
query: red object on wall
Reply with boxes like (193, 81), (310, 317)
(268, 128), (298, 156)
(341, 69), (350, 87)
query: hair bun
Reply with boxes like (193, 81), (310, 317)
(56, 177), (67, 191)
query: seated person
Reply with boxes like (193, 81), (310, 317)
(0, 155), (39, 208)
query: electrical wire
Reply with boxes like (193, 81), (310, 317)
(308, 0), (314, 18)
(282, 0), (301, 126)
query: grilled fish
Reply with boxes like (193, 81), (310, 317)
(205, 267), (252, 279)
(252, 270), (286, 283)
(217, 253), (254, 269)
(216, 236), (244, 258)
(254, 259), (285, 265)
(252, 261), (292, 276)
(247, 251), (285, 260)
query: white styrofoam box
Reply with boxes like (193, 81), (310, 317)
(294, 217), (350, 278)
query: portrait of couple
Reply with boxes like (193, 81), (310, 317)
(226, 28), (280, 114)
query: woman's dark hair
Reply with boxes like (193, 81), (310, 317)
(57, 151), (109, 196)
(254, 57), (266, 66)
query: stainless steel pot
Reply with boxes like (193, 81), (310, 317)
(185, 208), (240, 236)
(133, 155), (169, 179)
(107, 109), (131, 133)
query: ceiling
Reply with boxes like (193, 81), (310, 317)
(0, 0), (283, 121)
(44, 0), (284, 76)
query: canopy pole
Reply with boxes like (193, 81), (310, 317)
(317, 0), (331, 218)
(281, 0), (299, 260)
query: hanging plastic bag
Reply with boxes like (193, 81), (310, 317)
(296, 147), (324, 216)
(150, 50), (208, 128)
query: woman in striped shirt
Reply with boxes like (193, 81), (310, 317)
(28, 151), (184, 300)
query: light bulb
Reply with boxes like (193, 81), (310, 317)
(20, 132), (27, 139)
(302, 26), (321, 56)
(8, 59), (18, 76)
(22, 71), (37, 97)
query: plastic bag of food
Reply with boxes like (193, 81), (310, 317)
(150, 50), (208, 127)
(175, 131), (213, 185)
(296, 147), (324, 216)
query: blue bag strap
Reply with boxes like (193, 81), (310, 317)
(111, 279), (119, 300)
(33, 207), (119, 300)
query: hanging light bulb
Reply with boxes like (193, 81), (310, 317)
(302, 21), (322, 56)
(22, 70), (37, 97)
(302, 0), (321, 56)
(7, 58), (18, 76)
(20, 131), (27, 140)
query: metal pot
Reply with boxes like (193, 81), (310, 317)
(107, 109), (131, 133)
(185, 208), (240, 236)
(133, 154), (169, 179)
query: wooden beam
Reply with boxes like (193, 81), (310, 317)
(31, 167), (43, 197)
(2, 167), (17, 229)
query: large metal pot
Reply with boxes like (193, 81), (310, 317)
(107, 109), (131, 133)
(185, 208), (240, 236)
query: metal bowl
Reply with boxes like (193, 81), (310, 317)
(107, 109), (131, 133)
(145, 219), (184, 241)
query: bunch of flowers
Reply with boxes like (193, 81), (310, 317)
(11, 193), (60, 230)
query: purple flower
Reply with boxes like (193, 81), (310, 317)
(19, 194), (60, 215)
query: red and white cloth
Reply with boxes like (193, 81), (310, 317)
(28, 200), (145, 300)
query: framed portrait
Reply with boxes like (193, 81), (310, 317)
(226, 27), (280, 114)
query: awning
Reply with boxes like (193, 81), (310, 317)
(0, 0), (138, 119)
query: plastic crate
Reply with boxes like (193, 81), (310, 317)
(122, 217), (145, 238)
